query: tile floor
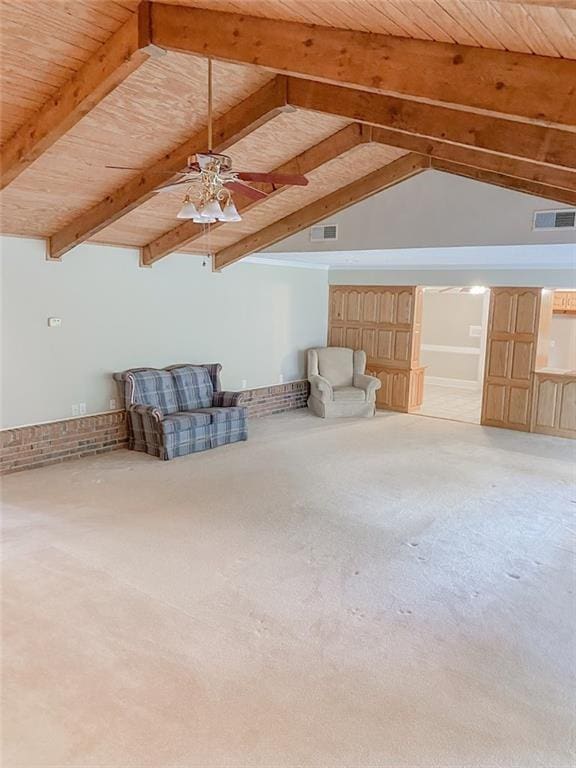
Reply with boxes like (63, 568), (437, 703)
(417, 381), (482, 424)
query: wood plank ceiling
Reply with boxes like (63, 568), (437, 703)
(0, 0), (575, 269)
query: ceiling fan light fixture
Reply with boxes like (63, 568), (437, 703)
(203, 199), (224, 219)
(220, 200), (242, 222)
(196, 205), (217, 223)
(177, 196), (200, 220)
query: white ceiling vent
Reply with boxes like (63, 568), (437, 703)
(310, 224), (338, 242)
(533, 209), (576, 231)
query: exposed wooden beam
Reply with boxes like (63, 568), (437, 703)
(48, 77), (289, 260)
(1, 2), (153, 191)
(367, 126), (576, 193)
(496, 0), (576, 10)
(495, 0), (576, 7)
(431, 159), (576, 205)
(150, 3), (576, 129)
(213, 153), (429, 271)
(141, 123), (365, 266)
(287, 79), (576, 172)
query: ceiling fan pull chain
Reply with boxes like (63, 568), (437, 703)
(207, 57), (213, 153)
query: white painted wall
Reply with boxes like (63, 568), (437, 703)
(549, 316), (576, 370)
(267, 171), (576, 253)
(421, 292), (485, 383)
(0, 237), (328, 429)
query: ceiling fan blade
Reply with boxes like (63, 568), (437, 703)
(235, 171), (309, 186)
(155, 181), (192, 194)
(105, 166), (199, 176)
(225, 180), (268, 201)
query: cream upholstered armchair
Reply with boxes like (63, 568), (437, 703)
(307, 347), (381, 418)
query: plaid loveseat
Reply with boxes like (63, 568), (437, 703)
(114, 364), (247, 460)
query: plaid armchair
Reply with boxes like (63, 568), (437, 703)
(114, 364), (247, 460)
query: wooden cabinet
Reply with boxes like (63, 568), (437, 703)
(553, 291), (576, 315)
(481, 288), (553, 431)
(531, 372), (576, 439)
(329, 285), (424, 412)
(367, 366), (425, 412)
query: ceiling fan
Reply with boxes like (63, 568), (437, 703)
(106, 60), (309, 224)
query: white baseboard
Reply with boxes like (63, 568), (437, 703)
(421, 344), (480, 355)
(426, 376), (481, 391)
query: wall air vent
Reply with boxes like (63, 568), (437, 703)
(533, 209), (576, 231)
(310, 224), (338, 242)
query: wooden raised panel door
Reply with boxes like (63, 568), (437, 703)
(377, 329), (394, 361)
(481, 287), (544, 432)
(374, 369), (409, 411)
(531, 374), (576, 438)
(484, 383), (507, 423)
(408, 367), (425, 410)
(515, 290), (539, 334)
(345, 327), (361, 349)
(491, 290), (515, 333)
(396, 290), (413, 325)
(330, 289), (346, 321)
(375, 369), (393, 408)
(487, 339), (510, 378)
(511, 341), (534, 381)
(559, 382), (576, 432)
(329, 326), (344, 347)
(508, 386), (531, 427)
(534, 378), (559, 429)
(327, 285), (423, 413)
(393, 330), (411, 364)
(379, 291), (396, 324)
(392, 372), (408, 409)
(410, 288), (423, 366)
(362, 290), (380, 323)
(361, 328), (377, 358)
(345, 290), (364, 322)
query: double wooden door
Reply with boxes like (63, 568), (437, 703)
(328, 285), (424, 412)
(481, 288), (552, 431)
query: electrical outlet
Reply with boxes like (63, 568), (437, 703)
(279, 374), (284, 384)
(241, 379), (247, 389)
(47, 317), (62, 328)
(71, 404), (79, 417)
(109, 399), (117, 410)
(79, 402), (87, 415)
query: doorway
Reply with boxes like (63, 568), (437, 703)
(416, 286), (490, 424)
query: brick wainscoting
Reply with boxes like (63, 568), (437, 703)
(238, 380), (309, 418)
(0, 412), (129, 475)
(1, 381), (310, 474)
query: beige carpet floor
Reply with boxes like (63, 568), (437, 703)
(2, 411), (575, 768)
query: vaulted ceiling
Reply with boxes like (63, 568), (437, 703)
(1, 0), (575, 270)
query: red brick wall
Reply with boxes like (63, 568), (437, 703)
(238, 380), (309, 418)
(0, 381), (310, 475)
(0, 412), (129, 475)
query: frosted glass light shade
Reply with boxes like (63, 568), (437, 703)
(196, 204), (217, 224)
(202, 199), (223, 219)
(177, 198), (200, 219)
(220, 200), (242, 222)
